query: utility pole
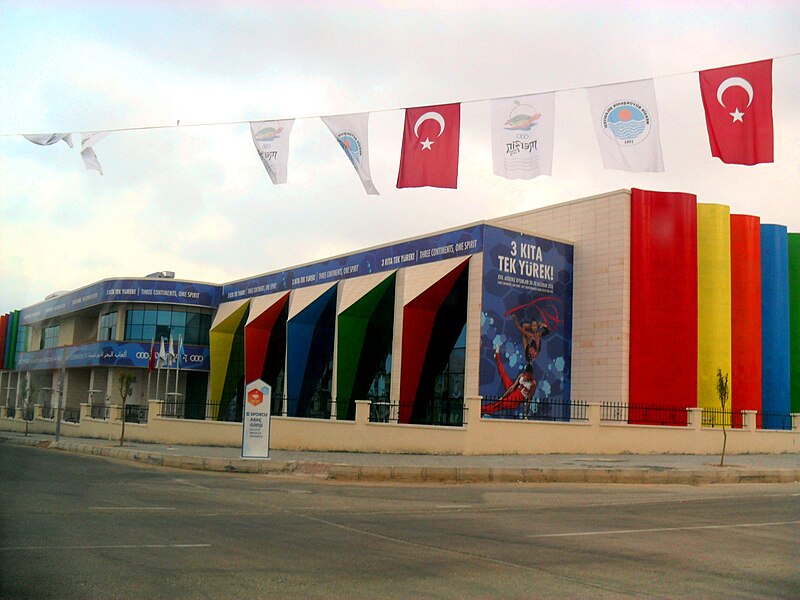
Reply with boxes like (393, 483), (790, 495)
(54, 350), (66, 442)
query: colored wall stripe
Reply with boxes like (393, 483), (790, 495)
(0, 314), (8, 369)
(788, 233), (800, 414)
(729, 215), (762, 422)
(336, 274), (396, 419)
(399, 259), (469, 424)
(286, 286), (337, 416)
(760, 224), (791, 427)
(209, 301), (250, 418)
(697, 204), (732, 422)
(244, 293), (290, 385)
(8, 311), (20, 370)
(629, 189), (697, 423)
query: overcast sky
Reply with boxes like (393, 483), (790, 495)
(1, 1), (798, 311)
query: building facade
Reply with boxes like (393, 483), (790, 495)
(1, 188), (798, 453)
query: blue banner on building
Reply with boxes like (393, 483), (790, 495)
(479, 225), (574, 420)
(223, 225), (484, 302)
(19, 279), (222, 325)
(16, 341), (210, 371)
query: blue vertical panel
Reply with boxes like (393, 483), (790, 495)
(286, 286), (337, 416)
(760, 225), (791, 429)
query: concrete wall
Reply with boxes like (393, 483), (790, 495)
(490, 190), (632, 405)
(2, 399), (796, 455)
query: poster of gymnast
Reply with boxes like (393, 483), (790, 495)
(479, 226), (574, 420)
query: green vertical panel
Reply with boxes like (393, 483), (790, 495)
(789, 233), (800, 413)
(336, 274), (395, 419)
(8, 311), (20, 370)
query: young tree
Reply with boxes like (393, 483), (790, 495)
(716, 368), (729, 467)
(118, 374), (136, 447)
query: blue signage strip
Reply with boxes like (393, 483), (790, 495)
(222, 225), (484, 302)
(19, 279), (222, 325)
(16, 342), (210, 371)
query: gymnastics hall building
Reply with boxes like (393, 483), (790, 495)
(1, 188), (798, 455)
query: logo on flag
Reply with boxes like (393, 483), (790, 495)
(587, 79), (664, 172)
(601, 101), (652, 145)
(699, 59), (773, 165)
(491, 93), (555, 180)
(321, 113), (379, 195)
(397, 103), (460, 189)
(250, 119), (294, 184)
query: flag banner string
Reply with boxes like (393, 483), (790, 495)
(3, 52), (797, 179)
(2, 52), (796, 139)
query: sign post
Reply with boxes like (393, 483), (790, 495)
(241, 379), (271, 459)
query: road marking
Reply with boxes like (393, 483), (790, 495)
(0, 543), (210, 551)
(435, 504), (472, 509)
(529, 520), (800, 538)
(89, 507), (175, 511)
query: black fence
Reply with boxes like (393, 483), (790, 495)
(6, 406), (15, 418)
(601, 402), (689, 426)
(370, 398), (467, 427)
(42, 406), (55, 420)
(90, 405), (109, 420)
(482, 397), (586, 422)
(124, 405), (148, 424)
(23, 406), (34, 421)
(760, 413), (794, 431)
(63, 408), (81, 424)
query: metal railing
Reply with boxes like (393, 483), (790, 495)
(23, 406), (34, 422)
(90, 405), (109, 420)
(482, 396), (586, 422)
(124, 405), (148, 424)
(63, 408), (81, 424)
(42, 406), (55, 420)
(6, 406), (15, 418)
(601, 402), (689, 426)
(760, 413), (793, 431)
(370, 398), (467, 427)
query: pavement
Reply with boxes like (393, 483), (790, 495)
(2, 430), (798, 484)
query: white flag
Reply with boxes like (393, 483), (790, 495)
(81, 132), (109, 175)
(167, 334), (176, 366)
(491, 93), (555, 179)
(250, 119), (294, 184)
(157, 337), (167, 368)
(23, 133), (73, 147)
(321, 113), (379, 195)
(586, 79), (664, 172)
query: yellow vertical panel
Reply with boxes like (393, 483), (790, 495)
(697, 204), (732, 423)
(209, 301), (250, 418)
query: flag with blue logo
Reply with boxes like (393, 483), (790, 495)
(587, 79), (664, 172)
(321, 113), (379, 195)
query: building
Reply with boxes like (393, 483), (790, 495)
(1, 189), (798, 454)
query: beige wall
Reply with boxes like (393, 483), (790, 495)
(2, 398), (796, 455)
(490, 190), (631, 405)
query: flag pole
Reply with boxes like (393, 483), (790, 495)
(155, 337), (163, 401)
(146, 337), (155, 400)
(175, 335), (182, 396)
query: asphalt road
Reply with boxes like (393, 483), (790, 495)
(1, 443), (798, 599)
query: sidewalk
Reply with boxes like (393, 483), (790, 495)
(2, 431), (798, 484)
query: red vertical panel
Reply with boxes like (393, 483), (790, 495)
(399, 260), (469, 423)
(630, 189), (697, 424)
(244, 294), (289, 383)
(730, 215), (762, 427)
(0, 314), (8, 369)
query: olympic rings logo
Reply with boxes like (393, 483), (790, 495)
(135, 352), (151, 359)
(188, 355), (204, 363)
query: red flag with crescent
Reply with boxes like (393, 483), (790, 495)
(397, 103), (460, 189)
(699, 59), (773, 165)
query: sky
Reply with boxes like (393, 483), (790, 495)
(1, 1), (799, 311)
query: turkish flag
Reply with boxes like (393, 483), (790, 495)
(699, 59), (773, 165)
(397, 103), (460, 188)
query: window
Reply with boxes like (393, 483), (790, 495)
(98, 312), (117, 341)
(16, 325), (28, 354)
(124, 307), (211, 345)
(40, 325), (60, 349)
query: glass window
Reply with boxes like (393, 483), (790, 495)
(40, 325), (60, 349)
(98, 312), (117, 341)
(143, 310), (157, 325)
(122, 305), (211, 346)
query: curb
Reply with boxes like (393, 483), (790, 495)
(4, 435), (800, 484)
